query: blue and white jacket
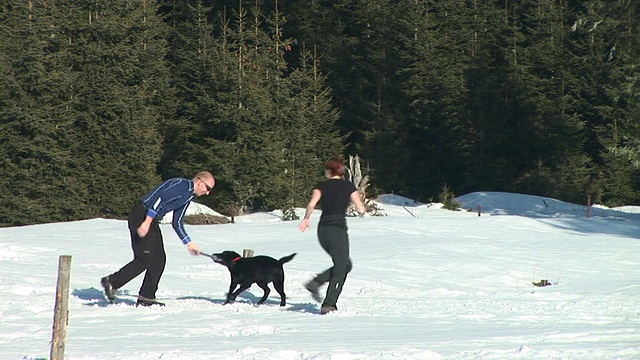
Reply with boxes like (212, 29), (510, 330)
(142, 178), (195, 245)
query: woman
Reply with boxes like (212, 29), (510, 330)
(299, 158), (366, 314)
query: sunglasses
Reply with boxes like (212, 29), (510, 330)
(198, 177), (213, 192)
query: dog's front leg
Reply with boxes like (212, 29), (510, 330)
(228, 283), (252, 303)
(224, 279), (239, 305)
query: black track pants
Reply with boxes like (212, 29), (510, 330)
(312, 221), (352, 307)
(107, 203), (166, 299)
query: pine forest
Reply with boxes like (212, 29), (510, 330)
(1, 0), (638, 226)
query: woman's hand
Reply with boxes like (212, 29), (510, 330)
(298, 218), (310, 233)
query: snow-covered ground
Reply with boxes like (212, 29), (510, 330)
(1, 192), (639, 360)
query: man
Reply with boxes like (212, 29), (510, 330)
(100, 171), (215, 307)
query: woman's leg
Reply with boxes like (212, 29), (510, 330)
(317, 223), (352, 308)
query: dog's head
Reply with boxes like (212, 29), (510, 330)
(210, 250), (242, 268)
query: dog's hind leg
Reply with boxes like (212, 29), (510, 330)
(273, 279), (286, 306)
(256, 282), (270, 305)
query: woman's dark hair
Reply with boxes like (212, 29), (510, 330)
(324, 158), (346, 177)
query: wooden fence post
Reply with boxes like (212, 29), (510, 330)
(243, 249), (254, 258)
(587, 195), (591, 218)
(50, 255), (72, 360)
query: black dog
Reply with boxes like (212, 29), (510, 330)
(208, 250), (296, 306)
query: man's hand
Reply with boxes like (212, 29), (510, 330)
(298, 218), (310, 233)
(187, 242), (200, 256)
(136, 218), (153, 238)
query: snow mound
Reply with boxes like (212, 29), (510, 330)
(374, 194), (424, 207)
(457, 191), (640, 220)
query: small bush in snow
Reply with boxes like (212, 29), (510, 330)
(281, 207), (300, 221)
(184, 214), (232, 225)
(439, 185), (461, 211)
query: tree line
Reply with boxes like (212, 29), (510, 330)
(0, 0), (638, 226)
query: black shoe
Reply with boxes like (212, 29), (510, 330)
(320, 305), (337, 315)
(304, 280), (322, 303)
(100, 277), (116, 304)
(136, 297), (166, 307)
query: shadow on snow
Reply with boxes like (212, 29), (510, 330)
(72, 287), (319, 313)
(177, 290), (320, 314)
(71, 287), (136, 307)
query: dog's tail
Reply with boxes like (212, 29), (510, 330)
(278, 253), (297, 265)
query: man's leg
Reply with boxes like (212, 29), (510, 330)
(138, 220), (166, 300)
(104, 203), (149, 292)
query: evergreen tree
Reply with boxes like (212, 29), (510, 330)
(401, 0), (476, 198)
(574, 0), (640, 204)
(463, 0), (520, 193)
(0, 0), (90, 225)
(506, 0), (594, 203)
(60, 0), (168, 217)
(159, 0), (227, 182)
(599, 0), (640, 170)
(0, 0), (170, 226)
(352, 0), (413, 196)
(208, 1), (286, 212)
(187, 2), (345, 212)
(285, 0), (411, 195)
(286, 46), (346, 206)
